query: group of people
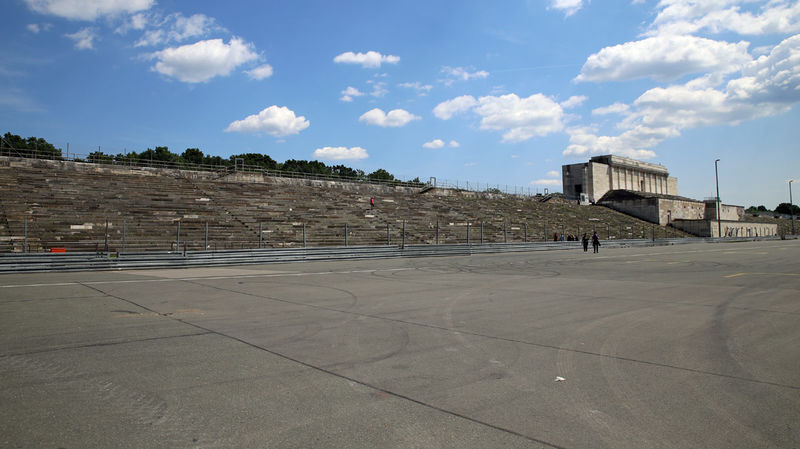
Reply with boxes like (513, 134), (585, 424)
(554, 232), (601, 253)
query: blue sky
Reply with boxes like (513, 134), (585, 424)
(2, 0), (799, 208)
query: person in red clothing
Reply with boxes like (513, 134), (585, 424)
(370, 197), (375, 208)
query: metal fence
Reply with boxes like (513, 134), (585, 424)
(3, 215), (691, 254)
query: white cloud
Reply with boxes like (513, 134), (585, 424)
(433, 95), (477, 119)
(592, 102), (630, 115)
(435, 93), (566, 142)
(549, 0), (584, 17)
(645, 0), (800, 37)
(65, 27), (97, 50)
(399, 81), (433, 94)
(473, 93), (566, 142)
(440, 66), (489, 85)
(561, 95), (587, 108)
(150, 37), (258, 83)
(531, 179), (561, 186)
(312, 146), (368, 161)
(423, 139), (446, 149)
(367, 80), (388, 97)
(25, 0), (155, 21)
(449, 140), (460, 148)
(339, 86), (364, 102)
(576, 35), (752, 83)
(133, 13), (219, 47)
(359, 108), (420, 127)
(565, 34), (800, 159)
(333, 51), (399, 68)
(546, 170), (560, 177)
(27, 24), (40, 33)
(225, 105), (310, 137)
(245, 64), (274, 80)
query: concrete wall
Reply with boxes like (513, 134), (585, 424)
(562, 163), (587, 201)
(672, 219), (777, 237)
(667, 177), (678, 196)
(659, 198), (705, 225)
(600, 197), (661, 224)
(588, 162), (611, 202)
(704, 202), (744, 221)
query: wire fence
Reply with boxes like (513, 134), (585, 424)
(3, 215), (689, 254)
(0, 146), (554, 198)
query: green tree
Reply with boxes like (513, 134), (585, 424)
(775, 203), (800, 215)
(1, 132), (62, 159)
(230, 153), (278, 170)
(330, 164), (365, 179)
(367, 168), (395, 182)
(181, 148), (205, 165)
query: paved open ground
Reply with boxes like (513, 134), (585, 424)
(1, 239), (799, 448)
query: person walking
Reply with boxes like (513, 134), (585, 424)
(370, 197), (375, 208)
(582, 233), (589, 252)
(591, 231), (600, 253)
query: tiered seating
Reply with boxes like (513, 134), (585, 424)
(0, 158), (690, 253)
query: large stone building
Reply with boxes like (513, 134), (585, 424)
(562, 155), (777, 238)
(562, 155), (678, 203)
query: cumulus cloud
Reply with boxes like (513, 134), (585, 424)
(561, 95), (587, 108)
(340, 86), (364, 102)
(133, 13), (219, 47)
(333, 51), (399, 68)
(433, 95), (477, 119)
(440, 66), (489, 85)
(645, 0), (800, 37)
(422, 139), (446, 149)
(312, 146), (368, 160)
(24, 0), (154, 21)
(245, 64), (273, 80)
(592, 102), (630, 115)
(473, 93), (566, 142)
(65, 27), (97, 49)
(399, 81), (433, 94)
(576, 35), (752, 83)
(531, 179), (561, 186)
(449, 140), (460, 148)
(359, 108), (420, 127)
(150, 37), (258, 83)
(546, 170), (560, 177)
(549, 0), (585, 17)
(435, 93), (566, 142)
(225, 105), (310, 137)
(565, 35), (800, 159)
(367, 80), (388, 97)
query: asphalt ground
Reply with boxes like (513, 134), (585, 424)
(1, 239), (798, 449)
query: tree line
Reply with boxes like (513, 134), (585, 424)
(1, 132), (419, 184)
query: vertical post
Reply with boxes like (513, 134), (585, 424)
(524, 222), (528, 243)
(561, 224), (565, 240)
(544, 223), (547, 241)
(436, 220), (439, 245)
(303, 223), (307, 247)
(386, 223), (390, 245)
(258, 222), (263, 249)
(24, 217), (28, 253)
(402, 220), (406, 249)
(204, 222), (208, 250)
(176, 220), (181, 250)
(607, 224), (610, 240)
(578, 225), (581, 239)
(467, 222), (471, 245)
(122, 220), (126, 253)
(652, 224), (655, 241)
(480, 222), (484, 244)
(715, 159), (721, 238)
(790, 180), (795, 235)
(345, 223), (348, 246)
(504, 221), (507, 243)
(104, 218), (109, 255)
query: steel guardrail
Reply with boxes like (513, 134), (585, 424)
(0, 236), (783, 273)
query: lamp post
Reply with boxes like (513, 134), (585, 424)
(715, 159), (721, 238)
(790, 179), (795, 235)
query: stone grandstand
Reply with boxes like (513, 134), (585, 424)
(0, 156), (691, 253)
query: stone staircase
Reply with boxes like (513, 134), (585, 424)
(0, 157), (690, 252)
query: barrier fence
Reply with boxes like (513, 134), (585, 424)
(2, 216), (691, 254)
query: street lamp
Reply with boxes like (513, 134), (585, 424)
(715, 159), (721, 238)
(790, 179), (795, 235)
